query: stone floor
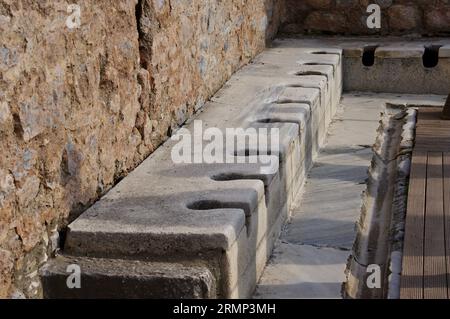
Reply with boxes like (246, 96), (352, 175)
(254, 93), (447, 299)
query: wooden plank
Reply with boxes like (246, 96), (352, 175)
(423, 152), (447, 299)
(443, 153), (450, 299)
(415, 132), (450, 136)
(416, 135), (450, 139)
(415, 117), (450, 151)
(417, 107), (443, 118)
(415, 145), (450, 149)
(415, 130), (450, 134)
(416, 148), (450, 153)
(415, 144), (450, 149)
(415, 141), (450, 146)
(400, 151), (427, 299)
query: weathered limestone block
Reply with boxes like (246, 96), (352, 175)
(41, 256), (216, 299)
(440, 45), (450, 58)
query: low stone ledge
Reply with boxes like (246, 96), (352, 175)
(41, 256), (216, 299)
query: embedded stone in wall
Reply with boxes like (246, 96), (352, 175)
(425, 7), (450, 33)
(336, 0), (363, 8)
(387, 5), (421, 32)
(0, 169), (15, 208)
(304, 11), (347, 33)
(306, 0), (333, 10)
(0, 101), (12, 129)
(0, 248), (14, 298)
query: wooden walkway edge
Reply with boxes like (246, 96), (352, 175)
(400, 107), (450, 299)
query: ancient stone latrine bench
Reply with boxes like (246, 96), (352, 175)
(400, 107), (450, 299)
(41, 38), (450, 298)
(344, 41), (450, 95)
(41, 40), (343, 298)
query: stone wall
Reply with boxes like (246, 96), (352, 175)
(282, 0), (450, 36)
(0, 0), (284, 298)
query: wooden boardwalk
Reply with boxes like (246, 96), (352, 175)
(400, 107), (450, 299)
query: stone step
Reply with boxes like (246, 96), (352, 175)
(41, 255), (216, 299)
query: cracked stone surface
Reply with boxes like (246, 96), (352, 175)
(254, 92), (446, 299)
